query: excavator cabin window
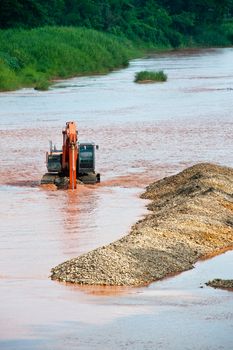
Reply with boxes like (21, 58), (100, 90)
(78, 144), (95, 172)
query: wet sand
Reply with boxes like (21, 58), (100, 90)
(1, 48), (233, 349)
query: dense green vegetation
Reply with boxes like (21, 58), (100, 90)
(135, 70), (167, 83)
(0, 27), (137, 91)
(1, 0), (233, 46)
(0, 1), (233, 91)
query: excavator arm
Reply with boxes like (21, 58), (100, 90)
(62, 122), (78, 189)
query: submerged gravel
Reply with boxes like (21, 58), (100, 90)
(51, 163), (233, 286)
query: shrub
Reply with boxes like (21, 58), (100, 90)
(0, 59), (20, 90)
(135, 70), (167, 83)
(34, 80), (50, 91)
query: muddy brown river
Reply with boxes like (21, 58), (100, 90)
(0, 48), (233, 349)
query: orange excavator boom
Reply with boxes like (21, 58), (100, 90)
(62, 122), (78, 189)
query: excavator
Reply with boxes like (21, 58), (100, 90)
(41, 121), (100, 189)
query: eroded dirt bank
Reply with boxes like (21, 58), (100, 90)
(51, 163), (233, 286)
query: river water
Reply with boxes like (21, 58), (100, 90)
(0, 48), (233, 349)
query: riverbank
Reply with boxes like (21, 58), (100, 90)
(1, 23), (233, 92)
(0, 26), (139, 91)
(51, 163), (233, 286)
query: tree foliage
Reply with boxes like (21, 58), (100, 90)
(0, 0), (233, 46)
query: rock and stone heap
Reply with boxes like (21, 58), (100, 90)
(51, 163), (233, 286)
(206, 279), (233, 290)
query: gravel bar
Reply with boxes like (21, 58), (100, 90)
(51, 163), (233, 286)
(206, 279), (233, 290)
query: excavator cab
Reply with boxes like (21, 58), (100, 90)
(78, 143), (100, 184)
(78, 143), (95, 173)
(47, 151), (62, 173)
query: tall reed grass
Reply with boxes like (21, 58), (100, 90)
(0, 26), (138, 91)
(135, 70), (167, 83)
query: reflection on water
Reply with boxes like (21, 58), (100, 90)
(0, 48), (233, 349)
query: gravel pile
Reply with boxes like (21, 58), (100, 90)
(206, 279), (233, 290)
(51, 163), (233, 286)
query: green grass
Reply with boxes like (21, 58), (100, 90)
(1, 21), (232, 92)
(34, 79), (50, 91)
(0, 26), (139, 91)
(135, 70), (167, 83)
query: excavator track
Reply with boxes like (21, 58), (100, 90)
(78, 173), (100, 184)
(41, 173), (59, 185)
(41, 173), (100, 187)
(41, 174), (69, 189)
